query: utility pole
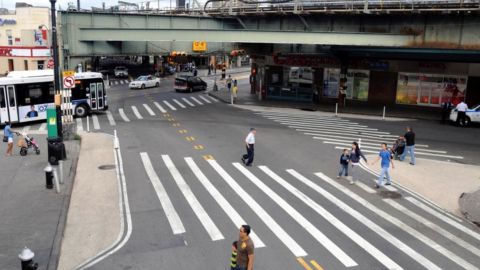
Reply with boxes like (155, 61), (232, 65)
(50, 0), (63, 138)
(77, 0), (80, 10)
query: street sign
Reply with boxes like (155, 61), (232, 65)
(62, 70), (75, 89)
(62, 70), (74, 77)
(192, 41), (207, 52)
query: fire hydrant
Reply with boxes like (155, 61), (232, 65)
(44, 164), (53, 189)
(19, 247), (38, 270)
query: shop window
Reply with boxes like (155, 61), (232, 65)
(6, 30), (13, 45)
(24, 60), (28, 70)
(8, 59), (14, 71)
(37, 60), (45, 70)
(323, 69), (369, 101)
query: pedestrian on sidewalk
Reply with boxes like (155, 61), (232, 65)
(399, 126), (415, 165)
(371, 143), (395, 188)
(229, 241), (238, 270)
(337, 148), (350, 179)
(236, 225), (255, 270)
(349, 142), (367, 184)
(241, 128), (256, 167)
(227, 75), (232, 91)
(3, 121), (17, 156)
(232, 83), (238, 103)
(440, 99), (453, 124)
(455, 100), (469, 127)
(222, 65), (226, 79)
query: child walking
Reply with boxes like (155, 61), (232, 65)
(229, 241), (238, 270)
(337, 148), (350, 179)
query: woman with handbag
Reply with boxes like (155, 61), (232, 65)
(3, 121), (17, 156)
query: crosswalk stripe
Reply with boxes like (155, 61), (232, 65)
(293, 127), (396, 138)
(76, 118), (84, 131)
(198, 95), (212, 104)
(143, 104), (156, 116)
(208, 160), (307, 257)
(405, 197), (480, 241)
(21, 126), (30, 133)
(385, 198), (480, 258)
(270, 117), (365, 127)
(163, 100), (177, 111)
(302, 130), (397, 141)
(279, 121), (379, 132)
(314, 171), (464, 270)
(162, 155), (224, 241)
(207, 95), (219, 102)
(288, 124), (391, 135)
(321, 139), (445, 154)
(260, 166), (398, 269)
(38, 123), (46, 131)
(259, 113), (350, 122)
(153, 102), (167, 113)
(264, 115), (354, 124)
(118, 108), (130, 122)
(131, 106), (143, 119)
(106, 111), (116, 126)
(140, 152), (185, 234)
(331, 144), (462, 159)
(122, 80), (128, 84)
(190, 96), (203, 105)
(313, 137), (436, 151)
(181, 98), (195, 107)
(289, 170), (440, 269)
(92, 115), (100, 130)
(355, 181), (377, 194)
(185, 158), (265, 247)
(114, 81), (119, 85)
(172, 99), (186, 109)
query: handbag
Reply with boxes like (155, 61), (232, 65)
(3, 136), (8, 142)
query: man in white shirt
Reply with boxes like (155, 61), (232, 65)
(455, 101), (469, 126)
(242, 128), (256, 166)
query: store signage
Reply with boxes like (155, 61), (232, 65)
(0, 19), (16, 26)
(192, 41), (207, 52)
(0, 46), (50, 57)
(273, 55), (339, 67)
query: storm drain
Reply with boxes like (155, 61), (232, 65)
(98, 164), (116, 170)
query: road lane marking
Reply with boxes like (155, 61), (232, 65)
(272, 118), (366, 127)
(289, 125), (391, 136)
(207, 95), (219, 102)
(172, 123), (180, 127)
(405, 197), (480, 241)
(319, 138), (445, 153)
(313, 137), (438, 151)
(261, 166), (397, 268)
(310, 260), (325, 270)
(260, 113), (349, 122)
(39, 123), (46, 131)
(193, 145), (204, 150)
(153, 102), (167, 113)
(106, 111), (116, 126)
(172, 99), (186, 109)
(140, 152), (185, 235)
(143, 104), (156, 116)
(300, 129), (393, 140)
(333, 145), (462, 159)
(385, 198), (480, 258)
(297, 258), (313, 270)
(190, 96), (203, 105)
(355, 181), (377, 194)
(202, 155), (214, 160)
(162, 155), (224, 241)
(76, 118), (84, 131)
(163, 100), (177, 110)
(310, 171), (446, 270)
(208, 160), (306, 257)
(131, 106), (143, 119)
(181, 98), (195, 107)
(118, 109), (130, 122)
(280, 121), (378, 132)
(185, 136), (195, 141)
(92, 115), (100, 130)
(198, 95), (212, 104)
(178, 129), (187, 134)
(185, 157), (264, 246)
(295, 128), (397, 139)
(241, 165), (357, 267)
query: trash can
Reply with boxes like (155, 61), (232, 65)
(47, 137), (66, 165)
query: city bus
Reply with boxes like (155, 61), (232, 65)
(0, 70), (107, 124)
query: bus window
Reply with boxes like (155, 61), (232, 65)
(16, 82), (54, 106)
(0, 88), (5, 107)
(8, 86), (15, 107)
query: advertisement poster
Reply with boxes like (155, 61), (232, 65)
(396, 73), (420, 105)
(323, 68), (340, 98)
(323, 69), (369, 100)
(18, 103), (50, 123)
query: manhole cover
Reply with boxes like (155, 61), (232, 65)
(378, 191), (402, 199)
(98, 164), (116, 170)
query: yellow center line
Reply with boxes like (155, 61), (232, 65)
(193, 145), (204, 150)
(185, 136), (195, 141)
(310, 260), (325, 270)
(202, 155), (214, 160)
(297, 258), (313, 270)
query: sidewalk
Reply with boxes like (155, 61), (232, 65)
(0, 135), (80, 270)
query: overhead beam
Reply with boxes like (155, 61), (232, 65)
(78, 28), (415, 47)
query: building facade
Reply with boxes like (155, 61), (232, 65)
(0, 5), (51, 75)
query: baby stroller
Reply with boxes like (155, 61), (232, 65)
(17, 133), (40, 156)
(391, 137), (405, 160)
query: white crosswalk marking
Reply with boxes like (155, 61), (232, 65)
(140, 152), (185, 235)
(385, 198), (480, 258)
(76, 118), (84, 131)
(106, 110), (116, 126)
(198, 95), (212, 104)
(190, 96), (203, 105)
(405, 197), (480, 241)
(162, 155), (224, 241)
(289, 125), (392, 136)
(163, 100), (177, 111)
(260, 113), (350, 122)
(277, 120), (375, 131)
(39, 123), (46, 131)
(315, 171), (478, 270)
(264, 116), (358, 125)
(92, 115), (100, 130)
(118, 108), (130, 122)
(114, 81), (119, 85)
(236, 164), (357, 267)
(122, 80), (128, 84)
(260, 166), (399, 269)
(153, 102), (167, 113)
(131, 106), (143, 119)
(207, 95), (219, 102)
(208, 160), (308, 257)
(143, 104), (156, 116)
(181, 98), (195, 107)
(355, 181), (377, 194)
(172, 99), (186, 109)
(184, 157), (265, 247)
(287, 170), (441, 270)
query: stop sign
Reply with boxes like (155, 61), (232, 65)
(47, 58), (54, 68)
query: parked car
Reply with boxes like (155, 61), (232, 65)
(449, 104), (480, 126)
(114, 66), (128, 77)
(129, 75), (161, 89)
(174, 76), (207, 92)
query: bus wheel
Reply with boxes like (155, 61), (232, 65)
(75, 104), (88, 118)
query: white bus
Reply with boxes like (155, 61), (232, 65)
(0, 70), (107, 124)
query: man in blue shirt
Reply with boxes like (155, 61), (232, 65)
(371, 143), (395, 189)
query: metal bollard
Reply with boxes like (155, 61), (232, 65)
(19, 247), (38, 270)
(44, 164), (53, 189)
(382, 106), (386, 120)
(335, 103), (338, 117)
(86, 115), (90, 133)
(52, 167), (60, 194)
(58, 160), (64, 184)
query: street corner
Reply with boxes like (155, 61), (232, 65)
(459, 178), (480, 227)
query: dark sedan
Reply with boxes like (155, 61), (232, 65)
(174, 76), (207, 93)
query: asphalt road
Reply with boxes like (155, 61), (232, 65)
(22, 76), (480, 269)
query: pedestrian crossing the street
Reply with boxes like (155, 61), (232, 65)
(134, 153), (480, 270)
(255, 111), (464, 161)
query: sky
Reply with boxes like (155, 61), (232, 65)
(0, 0), (184, 10)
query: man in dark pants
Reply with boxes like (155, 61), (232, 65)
(242, 128), (256, 166)
(440, 100), (452, 124)
(455, 101), (469, 127)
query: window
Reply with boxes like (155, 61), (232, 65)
(16, 82), (55, 106)
(322, 69), (369, 101)
(24, 60), (28, 70)
(6, 30), (13, 45)
(37, 60), (45, 70)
